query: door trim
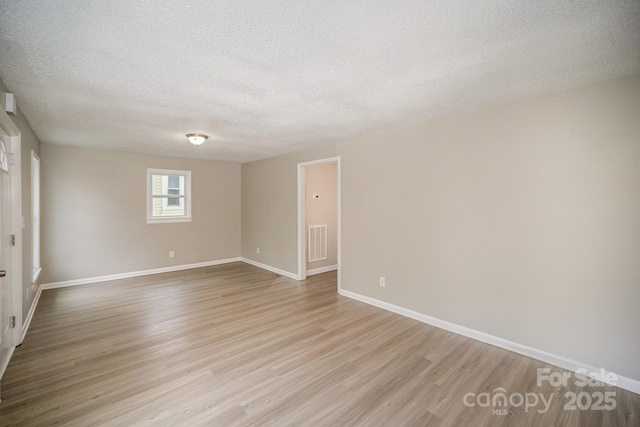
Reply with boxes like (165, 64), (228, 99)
(10, 134), (22, 345)
(297, 157), (341, 292)
(0, 108), (23, 346)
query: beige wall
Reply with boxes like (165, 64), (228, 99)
(241, 144), (336, 275)
(305, 162), (337, 271)
(41, 145), (241, 283)
(0, 77), (41, 325)
(239, 73), (640, 382)
(337, 73), (640, 381)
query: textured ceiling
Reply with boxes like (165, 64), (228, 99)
(0, 1), (639, 163)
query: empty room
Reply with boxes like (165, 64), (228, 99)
(0, 1), (639, 425)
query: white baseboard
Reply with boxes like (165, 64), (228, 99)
(306, 265), (337, 276)
(338, 289), (640, 396)
(40, 258), (242, 290)
(21, 285), (43, 343)
(240, 257), (300, 280)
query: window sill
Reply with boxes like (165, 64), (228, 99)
(32, 267), (42, 284)
(146, 217), (192, 224)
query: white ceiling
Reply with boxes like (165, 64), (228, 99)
(0, 1), (639, 163)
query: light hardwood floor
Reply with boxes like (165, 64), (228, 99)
(0, 262), (638, 426)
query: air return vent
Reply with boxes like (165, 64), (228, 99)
(308, 224), (327, 263)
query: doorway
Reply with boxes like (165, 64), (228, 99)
(297, 157), (340, 290)
(0, 133), (13, 360)
(0, 110), (22, 386)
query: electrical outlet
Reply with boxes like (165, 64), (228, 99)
(379, 277), (386, 287)
(257, 247), (260, 254)
(169, 251), (175, 258)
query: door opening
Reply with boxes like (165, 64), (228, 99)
(297, 157), (341, 291)
(0, 133), (13, 355)
(0, 109), (23, 389)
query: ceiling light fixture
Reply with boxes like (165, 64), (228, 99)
(187, 133), (208, 146)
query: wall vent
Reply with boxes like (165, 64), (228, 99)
(308, 224), (327, 263)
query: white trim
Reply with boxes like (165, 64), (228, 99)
(31, 150), (40, 282)
(0, 112), (19, 375)
(240, 257), (299, 280)
(0, 123), (18, 377)
(10, 133), (23, 345)
(32, 267), (42, 284)
(21, 284), (42, 343)
(297, 163), (306, 280)
(146, 217), (192, 224)
(616, 376), (640, 397)
(41, 258), (242, 289)
(306, 265), (337, 276)
(338, 289), (640, 396)
(0, 112), (24, 346)
(297, 157), (341, 292)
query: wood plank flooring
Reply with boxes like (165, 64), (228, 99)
(0, 262), (638, 426)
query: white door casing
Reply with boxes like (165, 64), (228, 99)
(0, 132), (13, 394)
(0, 108), (22, 390)
(0, 135), (11, 350)
(297, 157), (341, 290)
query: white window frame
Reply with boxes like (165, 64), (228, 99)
(147, 168), (192, 224)
(32, 150), (42, 282)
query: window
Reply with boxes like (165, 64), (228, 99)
(167, 175), (181, 207)
(32, 151), (41, 282)
(147, 168), (191, 223)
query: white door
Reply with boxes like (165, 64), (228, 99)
(0, 135), (12, 360)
